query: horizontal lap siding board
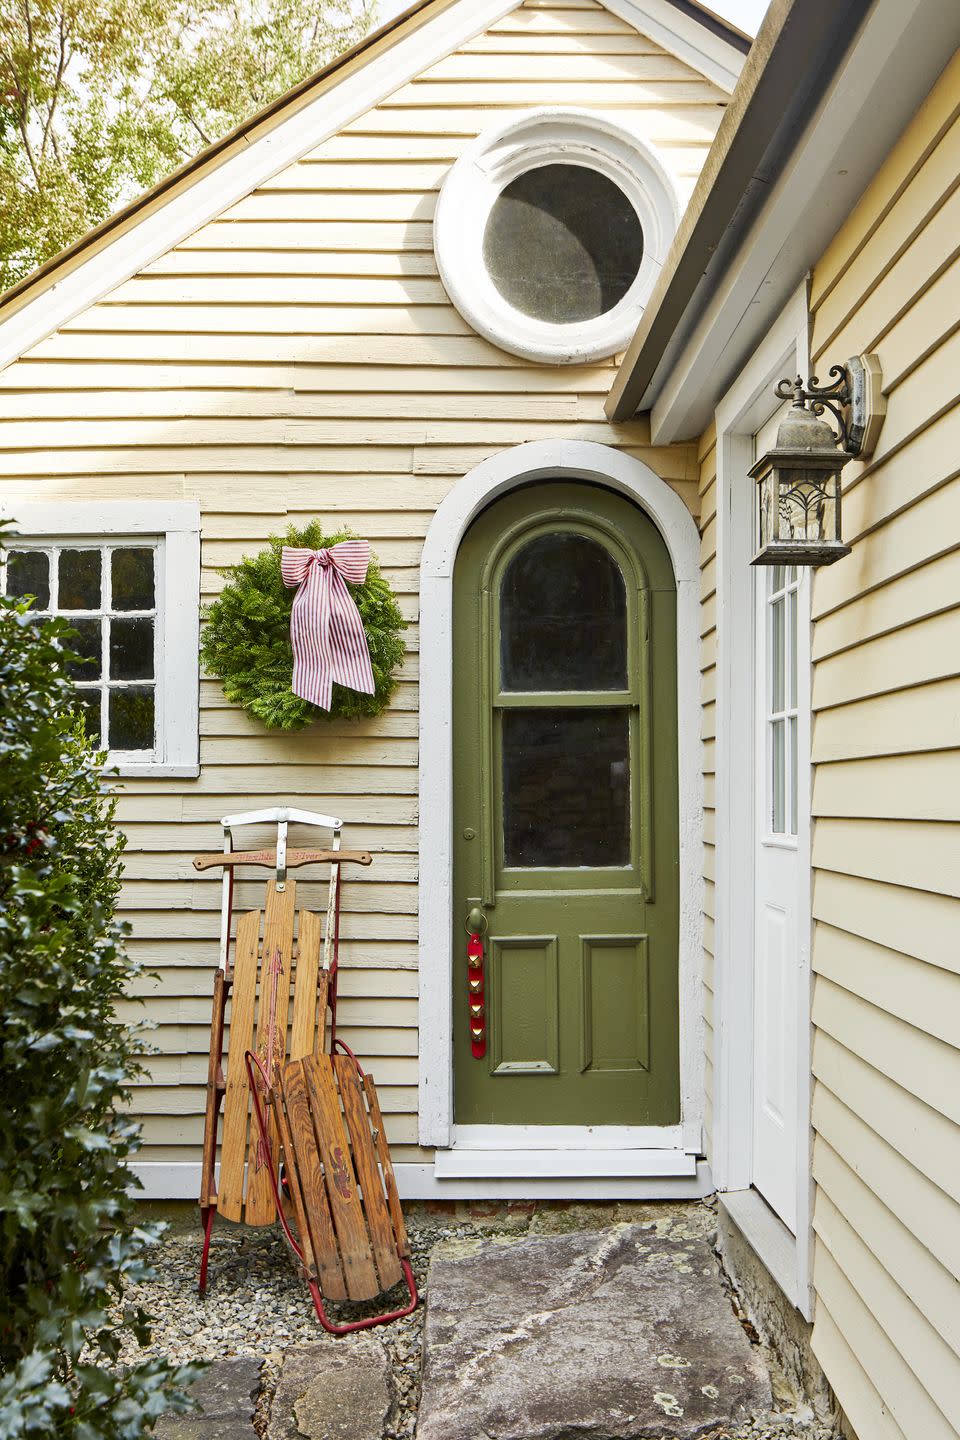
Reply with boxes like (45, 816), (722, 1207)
(806, 49), (960, 1440)
(0, 0), (723, 1179)
(698, 422), (718, 1162)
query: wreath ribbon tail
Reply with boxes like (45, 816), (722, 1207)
(282, 543), (375, 711)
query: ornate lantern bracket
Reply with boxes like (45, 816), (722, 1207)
(774, 353), (884, 458)
(750, 353), (885, 568)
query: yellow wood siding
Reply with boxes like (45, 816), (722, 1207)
(806, 48), (960, 1440)
(0, 0), (723, 1174)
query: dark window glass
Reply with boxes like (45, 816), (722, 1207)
(482, 164), (643, 324)
(74, 690), (102, 745)
(502, 708), (630, 867)
(112, 548), (155, 611)
(108, 687), (155, 751)
(59, 549), (102, 609)
(110, 617), (154, 680)
(65, 618), (102, 679)
(501, 533), (627, 692)
(5, 550), (49, 609)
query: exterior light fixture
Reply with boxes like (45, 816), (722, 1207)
(750, 353), (884, 566)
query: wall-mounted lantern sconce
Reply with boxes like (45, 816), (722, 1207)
(750, 353), (885, 566)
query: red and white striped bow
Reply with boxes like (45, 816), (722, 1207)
(281, 542), (375, 710)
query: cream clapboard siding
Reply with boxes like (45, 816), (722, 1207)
(0, 0), (724, 1172)
(697, 420), (718, 1161)
(805, 48), (960, 1440)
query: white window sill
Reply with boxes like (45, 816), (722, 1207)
(105, 763), (200, 780)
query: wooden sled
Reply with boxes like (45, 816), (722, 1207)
(246, 1043), (417, 1334)
(196, 807), (382, 1301)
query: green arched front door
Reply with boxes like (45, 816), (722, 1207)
(452, 482), (680, 1127)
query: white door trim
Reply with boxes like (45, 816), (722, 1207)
(713, 284), (815, 1318)
(418, 439), (704, 1178)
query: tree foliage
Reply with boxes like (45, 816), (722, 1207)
(0, 0), (373, 290)
(0, 521), (199, 1437)
(200, 520), (407, 729)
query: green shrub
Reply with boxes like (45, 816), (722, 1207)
(0, 526), (199, 1438)
(200, 520), (407, 729)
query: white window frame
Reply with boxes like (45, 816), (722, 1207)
(712, 283), (815, 1318)
(3, 502), (200, 778)
(434, 109), (681, 365)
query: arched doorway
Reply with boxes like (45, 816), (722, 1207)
(418, 440), (703, 1183)
(452, 482), (679, 1128)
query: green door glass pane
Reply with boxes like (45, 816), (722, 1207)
(5, 550), (49, 609)
(59, 549), (102, 609)
(501, 708), (630, 867)
(500, 532), (627, 692)
(112, 548), (155, 610)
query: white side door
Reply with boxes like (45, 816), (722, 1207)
(751, 417), (810, 1233)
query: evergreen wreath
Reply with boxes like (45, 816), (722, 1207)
(201, 521), (406, 729)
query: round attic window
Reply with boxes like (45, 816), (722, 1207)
(435, 110), (680, 365)
(482, 164), (644, 324)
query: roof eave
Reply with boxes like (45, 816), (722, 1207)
(606, 0), (871, 425)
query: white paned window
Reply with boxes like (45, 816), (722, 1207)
(765, 564), (799, 836)
(2, 503), (200, 777)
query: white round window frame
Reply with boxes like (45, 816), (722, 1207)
(434, 109), (682, 365)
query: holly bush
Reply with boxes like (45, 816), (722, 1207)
(200, 520), (407, 729)
(0, 523), (199, 1438)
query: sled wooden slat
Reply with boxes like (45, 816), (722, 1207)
(281, 1060), (348, 1301)
(363, 1071), (410, 1257)
(245, 881), (298, 1225)
(217, 908), (261, 1222)
(290, 908), (322, 1060)
(301, 1055), (380, 1301)
(335, 1053), (404, 1291)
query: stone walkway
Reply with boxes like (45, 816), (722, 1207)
(145, 1201), (838, 1440)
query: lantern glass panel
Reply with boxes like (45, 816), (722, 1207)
(775, 465), (840, 545)
(758, 467), (776, 551)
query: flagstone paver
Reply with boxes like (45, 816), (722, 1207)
(416, 1223), (772, 1440)
(154, 1356), (261, 1439)
(267, 1337), (396, 1440)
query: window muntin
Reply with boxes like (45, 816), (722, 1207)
(482, 163), (643, 325)
(765, 564), (799, 836)
(3, 539), (161, 759)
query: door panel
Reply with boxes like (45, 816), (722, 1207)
(580, 935), (650, 1074)
(453, 482), (679, 1128)
(489, 936), (559, 1075)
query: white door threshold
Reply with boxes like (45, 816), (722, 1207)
(719, 1189), (802, 1312)
(129, 1159), (714, 1202)
(434, 1147), (699, 1180)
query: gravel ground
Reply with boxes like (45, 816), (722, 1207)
(121, 1200), (841, 1440)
